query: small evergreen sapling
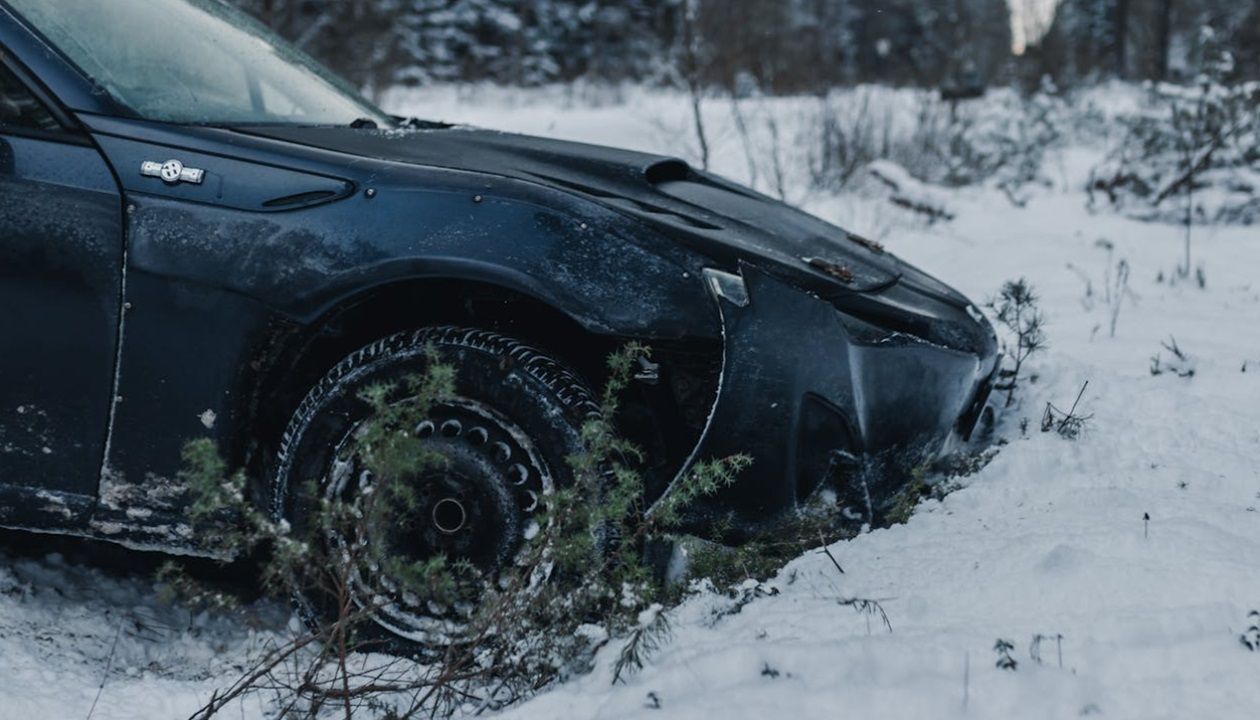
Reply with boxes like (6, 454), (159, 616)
(1241, 611), (1260, 652)
(988, 279), (1048, 407)
(612, 604), (672, 685)
(994, 639), (1018, 670)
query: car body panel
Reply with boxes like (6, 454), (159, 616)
(94, 135), (356, 213)
(0, 4), (998, 553)
(240, 125), (908, 294)
(0, 129), (122, 501)
(669, 265), (997, 535)
(61, 116), (719, 549)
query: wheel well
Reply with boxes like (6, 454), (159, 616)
(242, 279), (721, 500)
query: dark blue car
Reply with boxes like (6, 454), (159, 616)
(0, 0), (997, 646)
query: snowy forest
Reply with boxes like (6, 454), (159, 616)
(229, 0), (1260, 93)
(3, 1), (1260, 719)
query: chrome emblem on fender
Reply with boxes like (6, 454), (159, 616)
(140, 159), (205, 185)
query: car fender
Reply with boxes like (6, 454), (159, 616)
(82, 124), (722, 551)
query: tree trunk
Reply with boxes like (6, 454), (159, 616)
(1156, 0), (1174, 80)
(1115, 0), (1129, 78)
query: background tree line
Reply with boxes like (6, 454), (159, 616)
(1034, 0), (1260, 85)
(231, 0), (1260, 94)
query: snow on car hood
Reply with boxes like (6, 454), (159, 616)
(238, 124), (966, 300)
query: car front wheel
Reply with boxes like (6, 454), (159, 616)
(271, 326), (599, 654)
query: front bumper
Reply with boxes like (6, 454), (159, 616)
(672, 264), (999, 535)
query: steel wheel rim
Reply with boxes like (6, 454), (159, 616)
(322, 395), (554, 645)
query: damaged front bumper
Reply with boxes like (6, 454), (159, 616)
(673, 264), (999, 535)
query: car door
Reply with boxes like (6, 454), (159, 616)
(0, 54), (123, 500)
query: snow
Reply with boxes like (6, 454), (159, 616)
(4, 84), (1259, 719)
(0, 546), (283, 719)
(866, 159), (956, 221)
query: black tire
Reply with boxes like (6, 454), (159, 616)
(271, 326), (598, 655)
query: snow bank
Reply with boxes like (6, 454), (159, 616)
(866, 160), (956, 222)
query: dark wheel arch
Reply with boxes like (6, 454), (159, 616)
(237, 277), (721, 526)
(239, 278), (626, 481)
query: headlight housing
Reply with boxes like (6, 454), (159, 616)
(702, 268), (750, 307)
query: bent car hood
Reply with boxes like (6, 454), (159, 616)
(239, 124), (966, 302)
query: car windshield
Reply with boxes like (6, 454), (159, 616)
(5, 0), (391, 127)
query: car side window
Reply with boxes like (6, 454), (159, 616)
(0, 60), (59, 133)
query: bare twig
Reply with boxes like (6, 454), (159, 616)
(839, 597), (893, 634)
(85, 617), (125, 720)
(1041, 381), (1093, 439)
(817, 532), (845, 575)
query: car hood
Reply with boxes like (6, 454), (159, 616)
(237, 124), (968, 303)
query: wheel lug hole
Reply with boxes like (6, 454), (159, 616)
(491, 441), (512, 463)
(520, 490), (539, 513)
(440, 419), (462, 437)
(466, 427), (489, 446)
(416, 421), (436, 438)
(508, 463), (529, 486)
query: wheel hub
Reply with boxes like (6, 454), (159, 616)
(431, 497), (467, 535)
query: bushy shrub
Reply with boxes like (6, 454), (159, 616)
(804, 84), (1067, 205)
(169, 344), (750, 719)
(1090, 30), (1260, 226)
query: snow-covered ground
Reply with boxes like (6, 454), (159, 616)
(4, 85), (1259, 719)
(0, 540), (283, 719)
